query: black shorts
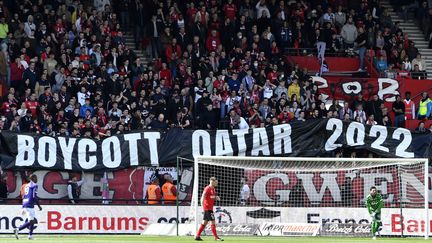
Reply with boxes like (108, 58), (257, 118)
(203, 210), (215, 221)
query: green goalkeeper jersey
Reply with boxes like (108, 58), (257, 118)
(366, 193), (384, 214)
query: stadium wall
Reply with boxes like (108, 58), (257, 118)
(0, 205), (429, 236)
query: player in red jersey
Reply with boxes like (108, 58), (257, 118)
(195, 177), (223, 241)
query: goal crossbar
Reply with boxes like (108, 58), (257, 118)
(195, 156), (428, 172)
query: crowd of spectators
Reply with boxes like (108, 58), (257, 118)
(370, 0), (432, 79)
(0, 0), (430, 139)
(390, 0), (432, 48)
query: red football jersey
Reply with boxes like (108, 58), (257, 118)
(203, 185), (216, 211)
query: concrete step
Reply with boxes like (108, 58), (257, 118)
(400, 26), (419, 30)
(409, 37), (426, 41)
(408, 34), (426, 37)
(410, 39), (429, 44)
(407, 34), (425, 38)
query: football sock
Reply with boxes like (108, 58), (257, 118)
(18, 222), (30, 231)
(29, 224), (34, 236)
(211, 224), (219, 239)
(196, 224), (205, 237)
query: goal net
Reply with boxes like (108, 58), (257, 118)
(192, 156), (429, 238)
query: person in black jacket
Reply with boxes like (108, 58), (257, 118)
(146, 15), (163, 58)
(67, 174), (85, 204)
(392, 95), (405, 127)
(201, 104), (217, 129)
(355, 27), (367, 71)
(0, 173), (8, 204)
(317, 21), (333, 62)
(195, 90), (212, 126)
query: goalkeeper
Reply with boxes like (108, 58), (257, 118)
(366, 186), (384, 239)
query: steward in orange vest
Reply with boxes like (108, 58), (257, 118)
(146, 177), (162, 205)
(403, 92), (416, 120)
(162, 174), (177, 204)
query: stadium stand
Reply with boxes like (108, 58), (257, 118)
(0, 0), (431, 138)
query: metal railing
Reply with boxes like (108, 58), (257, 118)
(283, 47), (432, 79)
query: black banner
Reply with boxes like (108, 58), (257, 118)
(0, 119), (430, 171)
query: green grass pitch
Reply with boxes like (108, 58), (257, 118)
(0, 235), (430, 243)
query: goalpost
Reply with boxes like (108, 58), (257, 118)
(192, 156), (429, 239)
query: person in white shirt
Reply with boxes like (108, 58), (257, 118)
(263, 80), (276, 99)
(239, 177), (250, 205)
(24, 15), (36, 38)
(255, 0), (270, 19)
(237, 116), (250, 130)
(108, 102), (122, 118)
(77, 86), (90, 106)
(94, 0), (110, 12)
(17, 103), (28, 117)
(411, 53), (426, 71)
(353, 104), (367, 124)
